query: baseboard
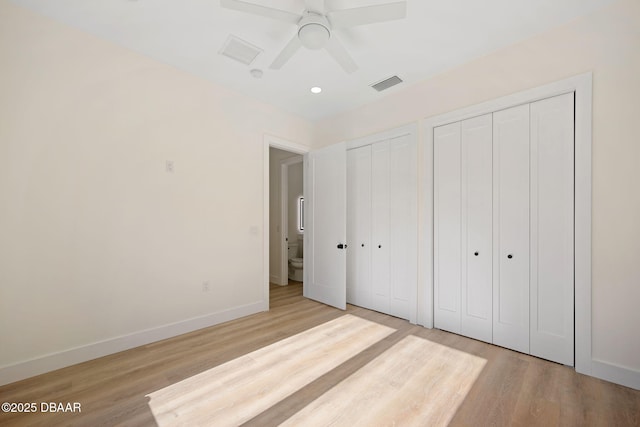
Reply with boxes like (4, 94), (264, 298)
(591, 359), (640, 390)
(269, 274), (290, 286)
(0, 301), (265, 387)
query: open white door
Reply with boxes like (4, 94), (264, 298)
(304, 142), (347, 310)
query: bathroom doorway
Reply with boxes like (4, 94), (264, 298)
(267, 140), (307, 304)
(280, 156), (304, 286)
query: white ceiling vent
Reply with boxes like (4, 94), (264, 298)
(371, 75), (403, 92)
(219, 35), (263, 66)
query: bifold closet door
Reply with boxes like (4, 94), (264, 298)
(387, 135), (417, 319)
(434, 115), (492, 340)
(347, 136), (417, 321)
(461, 114), (493, 343)
(434, 122), (462, 333)
(370, 141), (391, 314)
(434, 94), (575, 365)
(347, 145), (372, 308)
(529, 93), (574, 366)
(492, 104), (531, 355)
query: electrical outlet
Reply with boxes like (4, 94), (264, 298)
(202, 281), (210, 292)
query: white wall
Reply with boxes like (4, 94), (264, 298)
(0, 1), (313, 384)
(316, 0), (640, 376)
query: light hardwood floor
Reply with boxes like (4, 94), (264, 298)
(0, 282), (638, 426)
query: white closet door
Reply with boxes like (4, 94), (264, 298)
(388, 134), (417, 320)
(347, 146), (372, 308)
(461, 114), (493, 343)
(493, 104), (530, 354)
(434, 122), (462, 334)
(530, 93), (575, 365)
(370, 141), (391, 315)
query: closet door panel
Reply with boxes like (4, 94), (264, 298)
(493, 104), (530, 354)
(347, 146), (372, 308)
(461, 114), (493, 343)
(371, 141), (390, 314)
(388, 134), (417, 320)
(530, 93), (575, 365)
(434, 122), (462, 334)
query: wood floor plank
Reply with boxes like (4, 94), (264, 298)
(0, 282), (638, 427)
(147, 315), (394, 426)
(280, 335), (486, 427)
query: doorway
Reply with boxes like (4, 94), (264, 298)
(264, 136), (309, 309)
(280, 156), (304, 286)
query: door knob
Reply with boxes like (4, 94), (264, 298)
(361, 243), (365, 247)
(507, 254), (513, 259)
(474, 252), (479, 256)
(378, 245), (382, 248)
(337, 243), (345, 249)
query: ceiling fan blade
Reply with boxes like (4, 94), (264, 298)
(328, 1), (406, 28)
(270, 36), (302, 69)
(325, 36), (358, 74)
(220, 0), (301, 24)
(304, 0), (326, 14)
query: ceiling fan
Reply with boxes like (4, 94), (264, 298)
(220, 0), (407, 73)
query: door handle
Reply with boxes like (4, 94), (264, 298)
(337, 243), (347, 249)
(474, 252), (479, 256)
(507, 254), (513, 259)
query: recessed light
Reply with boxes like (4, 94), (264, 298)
(310, 86), (322, 94)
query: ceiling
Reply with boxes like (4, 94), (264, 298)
(12, 0), (615, 121)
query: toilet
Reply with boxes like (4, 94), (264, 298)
(288, 236), (304, 282)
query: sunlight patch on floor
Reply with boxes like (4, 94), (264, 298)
(280, 335), (487, 427)
(146, 314), (395, 426)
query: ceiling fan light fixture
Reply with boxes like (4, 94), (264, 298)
(297, 12), (331, 50)
(298, 23), (330, 50)
(220, 0), (408, 73)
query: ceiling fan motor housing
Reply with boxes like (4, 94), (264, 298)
(298, 12), (331, 50)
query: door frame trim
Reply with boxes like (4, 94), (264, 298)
(421, 72), (593, 375)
